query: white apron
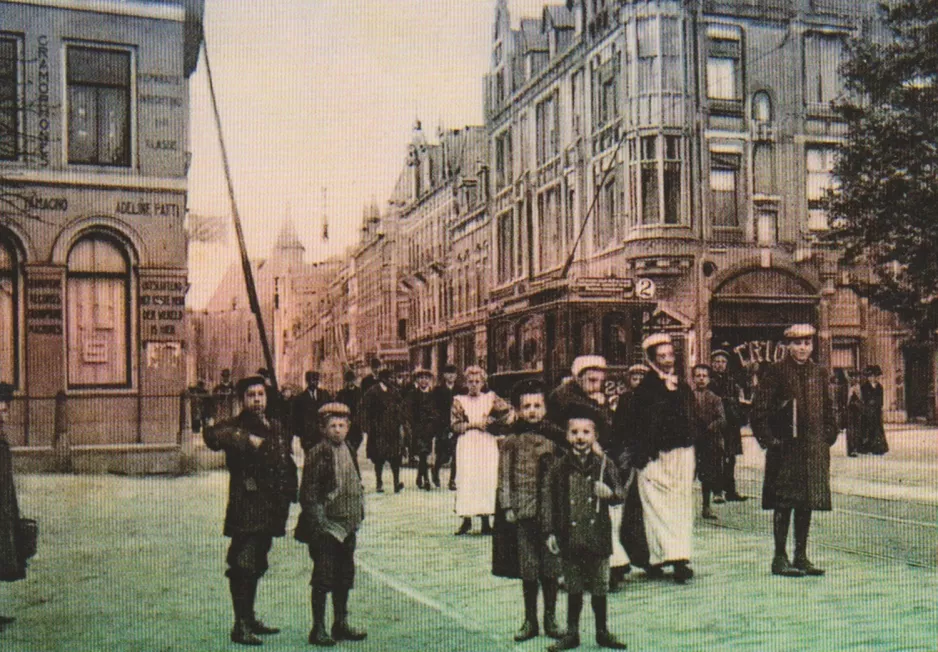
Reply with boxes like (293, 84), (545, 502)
(609, 504), (630, 567)
(638, 446), (695, 566)
(454, 392), (499, 517)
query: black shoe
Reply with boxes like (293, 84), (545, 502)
(455, 519), (472, 536)
(309, 626), (336, 646)
(724, 493), (748, 502)
(394, 482), (404, 493)
(644, 566), (665, 580)
(701, 506), (718, 520)
(772, 554), (806, 577)
(422, 482), (432, 492)
(375, 484), (384, 493)
(416, 476), (425, 489)
(672, 562), (694, 583)
(231, 620), (263, 646)
(793, 555), (826, 576)
(543, 615), (564, 639)
(480, 523), (493, 536)
(548, 633), (581, 650)
(596, 629), (628, 649)
(332, 620), (367, 641)
(0, 615), (14, 625)
(514, 619), (538, 642)
(248, 618), (280, 635)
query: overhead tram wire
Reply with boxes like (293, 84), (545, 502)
(559, 127), (629, 279)
(202, 36), (278, 392)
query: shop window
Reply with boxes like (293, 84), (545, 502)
(806, 146), (838, 231)
(67, 46), (132, 167)
(0, 36), (21, 161)
(710, 152), (740, 227)
(67, 234), (132, 388)
(804, 33), (844, 109)
(0, 238), (18, 386)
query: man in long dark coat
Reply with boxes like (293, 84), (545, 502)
(431, 364), (462, 490)
(751, 324), (838, 578)
(0, 383), (26, 631)
(204, 375), (298, 645)
(361, 369), (405, 493)
(335, 370), (364, 452)
(293, 371), (334, 453)
(709, 349), (748, 502)
(691, 365), (726, 521)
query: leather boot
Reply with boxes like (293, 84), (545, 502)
(309, 589), (336, 646)
(542, 579), (563, 639)
(480, 516), (493, 535)
(793, 510), (824, 575)
(592, 596), (627, 648)
(331, 588), (367, 641)
(231, 618), (263, 646)
(229, 576), (262, 645)
(514, 581), (539, 641)
(455, 518), (472, 536)
(245, 577), (279, 635)
(771, 553), (805, 577)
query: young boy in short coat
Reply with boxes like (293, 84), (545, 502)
(496, 379), (565, 642)
(295, 403), (368, 647)
(544, 402), (628, 651)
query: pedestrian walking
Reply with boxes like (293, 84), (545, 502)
(546, 355), (611, 440)
(361, 369), (405, 493)
(691, 364), (726, 521)
(845, 371), (863, 457)
(431, 364), (462, 490)
(751, 324), (839, 577)
(256, 368), (287, 423)
(0, 382), (29, 632)
(293, 371), (334, 454)
(294, 403), (367, 647)
(404, 367), (441, 491)
(335, 370), (364, 452)
(493, 379), (564, 643)
(452, 366), (510, 536)
(203, 375), (298, 646)
(618, 333), (697, 583)
(860, 365), (889, 455)
(360, 358), (383, 395)
(213, 368), (238, 422)
(709, 350), (748, 502)
(188, 379), (209, 433)
(543, 401), (628, 651)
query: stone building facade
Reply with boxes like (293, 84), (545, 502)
(0, 0), (204, 469)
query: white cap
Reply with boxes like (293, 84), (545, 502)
(783, 324), (816, 339)
(642, 333), (672, 351)
(570, 355), (607, 378)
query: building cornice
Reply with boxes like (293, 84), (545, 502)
(0, 168), (188, 192)
(2, 0), (185, 21)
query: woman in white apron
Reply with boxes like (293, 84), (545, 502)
(451, 366), (510, 535)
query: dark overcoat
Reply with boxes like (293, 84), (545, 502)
(542, 451), (624, 558)
(335, 385), (364, 451)
(546, 381), (611, 438)
(693, 388), (726, 486)
(404, 388), (441, 456)
(294, 440), (363, 544)
(709, 371), (744, 455)
(361, 383), (404, 463)
(860, 382), (889, 455)
(618, 371), (697, 471)
(292, 388), (334, 452)
(750, 357), (838, 511)
(0, 433), (26, 582)
(203, 410), (298, 537)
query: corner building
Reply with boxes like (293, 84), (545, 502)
(0, 0), (204, 469)
(484, 0), (926, 421)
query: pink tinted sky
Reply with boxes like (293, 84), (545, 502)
(187, 0), (551, 307)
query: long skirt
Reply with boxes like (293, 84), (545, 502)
(608, 504), (630, 568)
(454, 429), (498, 517)
(638, 446), (694, 566)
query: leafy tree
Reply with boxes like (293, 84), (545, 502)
(827, 0), (938, 338)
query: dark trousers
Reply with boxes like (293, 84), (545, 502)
(722, 455), (738, 495)
(373, 458), (400, 489)
(226, 534), (273, 580)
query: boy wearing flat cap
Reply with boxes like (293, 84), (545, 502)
(203, 375), (298, 646)
(751, 324), (838, 577)
(295, 403), (367, 646)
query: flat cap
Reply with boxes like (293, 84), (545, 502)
(710, 349), (731, 360)
(642, 333), (672, 351)
(627, 363), (650, 374)
(571, 355), (607, 378)
(318, 402), (351, 417)
(412, 367), (434, 378)
(783, 324), (816, 339)
(236, 375), (266, 397)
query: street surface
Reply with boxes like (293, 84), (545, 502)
(1, 425), (936, 651)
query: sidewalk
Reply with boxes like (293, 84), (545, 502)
(2, 466), (936, 651)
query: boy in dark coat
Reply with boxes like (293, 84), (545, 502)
(709, 350), (748, 502)
(0, 382), (26, 631)
(431, 364), (462, 489)
(495, 379), (564, 642)
(544, 402), (628, 651)
(751, 324), (838, 577)
(361, 369), (405, 493)
(203, 375), (298, 646)
(404, 368), (441, 491)
(691, 365), (726, 520)
(295, 403), (367, 647)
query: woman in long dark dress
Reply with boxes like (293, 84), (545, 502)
(0, 382), (27, 631)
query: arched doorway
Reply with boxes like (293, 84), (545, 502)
(710, 268), (819, 370)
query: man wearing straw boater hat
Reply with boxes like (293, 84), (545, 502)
(750, 324), (838, 577)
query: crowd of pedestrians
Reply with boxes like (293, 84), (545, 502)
(0, 321), (892, 648)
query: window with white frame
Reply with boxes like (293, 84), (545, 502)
(707, 33), (742, 108)
(635, 134), (683, 225)
(536, 92), (560, 165)
(636, 18), (658, 96)
(806, 147), (838, 231)
(0, 36), (21, 161)
(804, 33), (844, 108)
(67, 46), (132, 166)
(710, 152), (741, 227)
(67, 234), (132, 388)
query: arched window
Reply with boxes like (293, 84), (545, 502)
(67, 233), (132, 388)
(752, 91), (772, 123)
(0, 238), (17, 385)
